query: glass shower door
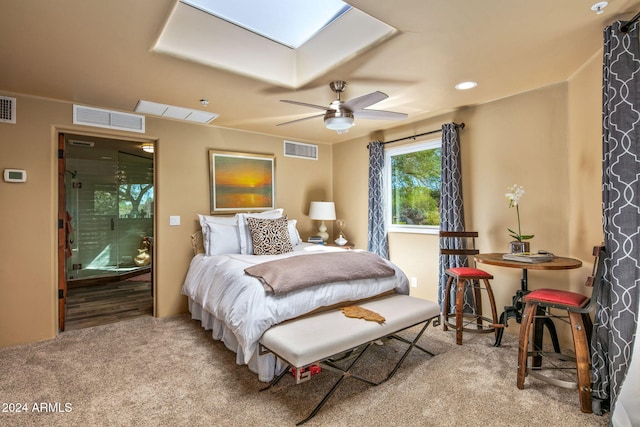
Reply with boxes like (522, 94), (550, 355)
(66, 156), (119, 280)
(66, 145), (153, 282)
(115, 152), (154, 272)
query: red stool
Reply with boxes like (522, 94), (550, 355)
(440, 231), (501, 345)
(517, 245), (605, 413)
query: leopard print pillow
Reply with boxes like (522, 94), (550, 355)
(246, 215), (293, 255)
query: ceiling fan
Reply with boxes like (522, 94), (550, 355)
(277, 81), (408, 134)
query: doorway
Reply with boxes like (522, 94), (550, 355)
(61, 133), (154, 330)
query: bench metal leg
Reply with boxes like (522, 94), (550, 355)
(262, 315), (440, 425)
(382, 319), (434, 382)
(259, 362), (292, 392)
(296, 342), (374, 425)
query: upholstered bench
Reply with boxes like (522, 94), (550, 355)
(259, 293), (441, 425)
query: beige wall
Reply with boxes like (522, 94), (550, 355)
(334, 56), (603, 344)
(0, 96), (68, 345)
(567, 50), (605, 286)
(0, 96), (332, 346)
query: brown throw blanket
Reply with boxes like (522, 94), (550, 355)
(244, 251), (396, 295)
(341, 305), (386, 323)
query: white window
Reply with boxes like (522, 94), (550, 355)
(385, 139), (442, 234)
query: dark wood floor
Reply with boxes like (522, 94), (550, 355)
(65, 279), (153, 331)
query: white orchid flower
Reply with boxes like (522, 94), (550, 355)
(505, 184), (533, 242)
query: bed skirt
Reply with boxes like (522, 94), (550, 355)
(187, 298), (285, 382)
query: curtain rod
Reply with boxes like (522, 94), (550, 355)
(378, 122), (465, 146)
(621, 11), (640, 32)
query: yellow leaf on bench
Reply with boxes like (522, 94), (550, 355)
(340, 305), (385, 324)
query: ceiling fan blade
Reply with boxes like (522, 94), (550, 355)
(354, 109), (408, 121)
(280, 99), (328, 111)
(343, 91), (388, 112)
(276, 113), (324, 126)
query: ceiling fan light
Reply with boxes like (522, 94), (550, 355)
(325, 116), (354, 130)
(324, 108), (354, 131)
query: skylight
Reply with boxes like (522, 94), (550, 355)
(154, 1), (396, 88)
(182, 0), (351, 49)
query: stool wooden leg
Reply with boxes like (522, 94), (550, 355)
(455, 278), (465, 345)
(473, 279), (483, 329)
(569, 312), (592, 413)
(442, 276), (454, 332)
(517, 303), (536, 389)
(583, 313), (594, 357)
(532, 306), (545, 368)
(482, 278), (500, 340)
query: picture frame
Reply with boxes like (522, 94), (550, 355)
(209, 150), (275, 214)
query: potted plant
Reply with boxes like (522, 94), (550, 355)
(505, 184), (534, 253)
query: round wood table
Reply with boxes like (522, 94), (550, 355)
(475, 253), (582, 346)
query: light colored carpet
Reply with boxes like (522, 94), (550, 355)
(0, 314), (609, 426)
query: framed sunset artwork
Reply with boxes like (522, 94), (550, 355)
(208, 150), (275, 214)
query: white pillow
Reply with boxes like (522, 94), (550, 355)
(197, 214), (240, 255)
(205, 222), (241, 255)
(236, 209), (284, 255)
(288, 219), (302, 246)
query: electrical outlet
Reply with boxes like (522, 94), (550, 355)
(411, 277), (418, 288)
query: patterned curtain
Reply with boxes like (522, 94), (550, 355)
(368, 141), (389, 258)
(438, 123), (466, 308)
(591, 21), (640, 418)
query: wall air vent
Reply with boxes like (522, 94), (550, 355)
(283, 140), (318, 160)
(0, 96), (17, 124)
(73, 105), (145, 133)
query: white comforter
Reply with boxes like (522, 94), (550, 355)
(181, 244), (409, 375)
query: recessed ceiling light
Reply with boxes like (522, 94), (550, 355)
(455, 81), (478, 90)
(591, 2), (608, 14)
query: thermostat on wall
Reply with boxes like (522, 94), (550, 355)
(4, 169), (27, 183)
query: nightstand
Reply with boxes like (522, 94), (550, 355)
(325, 242), (355, 249)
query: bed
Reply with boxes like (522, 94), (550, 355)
(181, 209), (410, 381)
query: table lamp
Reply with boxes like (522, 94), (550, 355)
(309, 201), (336, 242)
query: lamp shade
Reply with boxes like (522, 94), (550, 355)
(309, 201), (336, 220)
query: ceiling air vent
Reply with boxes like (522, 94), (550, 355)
(73, 105), (145, 133)
(284, 140), (318, 160)
(0, 96), (17, 124)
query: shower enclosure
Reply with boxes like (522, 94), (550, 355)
(65, 141), (154, 283)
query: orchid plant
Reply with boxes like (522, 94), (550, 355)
(505, 184), (534, 242)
